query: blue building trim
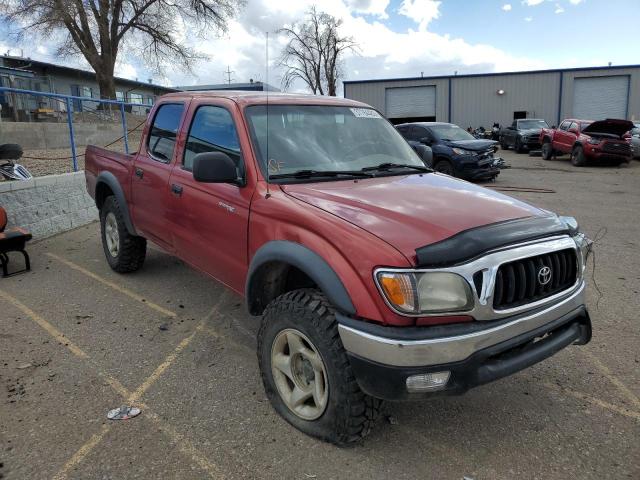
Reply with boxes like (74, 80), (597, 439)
(343, 64), (640, 85)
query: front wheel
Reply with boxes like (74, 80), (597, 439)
(571, 145), (587, 167)
(515, 137), (524, 153)
(541, 141), (553, 160)
(257, 289), (382, 445)
(100, 196), (146, 272)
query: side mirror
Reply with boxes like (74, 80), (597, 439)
(192, 152), (238, 184)
(551, 125), (557, 129)
(420, 137), (432, 145)
(413, 144), (433, 167)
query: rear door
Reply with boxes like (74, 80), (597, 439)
(166, 100), (253, 293)
(131, 102), (187, 250)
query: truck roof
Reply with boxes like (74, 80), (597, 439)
(161, 90), (371, 108)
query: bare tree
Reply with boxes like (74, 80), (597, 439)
(278, 8), (357, 96)
(0, 0), (243, 99)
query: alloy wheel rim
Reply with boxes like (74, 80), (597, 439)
(105, 212), (120, 257)
(271, 328), (328, 420)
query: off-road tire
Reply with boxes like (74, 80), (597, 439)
(541, 140), (553, 160)
(434, 159), (455, 176)
(515, 137), (524, 153)
(499, 137), (508, 150)
(100, 196), (146, 273)
(257, 289), (383, 445)
(0, 144), (23, 160)
(571, 145), (587, 167)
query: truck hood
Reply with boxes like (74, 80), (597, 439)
(582, 118), (634, 138)
(445, 139), (497, 151)
(282, 173), (546, 264)
(520, 128), (544, 135)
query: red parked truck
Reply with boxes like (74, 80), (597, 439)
(539, 118), (633, 166)
(85, 91), (592, 444)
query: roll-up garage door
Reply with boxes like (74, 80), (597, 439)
(573, 76), (629, 120)
(385, 86), (436, 119)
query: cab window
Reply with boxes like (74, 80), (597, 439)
(147, 103), (184, 162)
(183, 106), (242, 172)
(559, 121), (571, 131)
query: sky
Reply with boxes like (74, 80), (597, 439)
(1, 0), (640, 92)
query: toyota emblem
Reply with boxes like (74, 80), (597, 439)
(538, 266), (552, 285)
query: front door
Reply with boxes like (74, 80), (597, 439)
(131, 102), (186, 250)
(166, 102), (252, 293)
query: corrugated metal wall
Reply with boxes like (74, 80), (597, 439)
(345, 66), (640, 127)
(344, 78), (449, 120)
(450, 72), (559, 127)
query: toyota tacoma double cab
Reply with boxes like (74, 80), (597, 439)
(539, 118), (633, 166)
(85, 92), (592, 445)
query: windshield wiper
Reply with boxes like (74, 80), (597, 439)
(269, 169), (374, 180)
(361, 163), (432, 173)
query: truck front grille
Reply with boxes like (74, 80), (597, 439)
(602, 141), (631, 155)
(493, 248), (578, 310)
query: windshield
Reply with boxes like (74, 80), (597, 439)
(244, 105), (424, 179)
(518, 120), (549, 129)
(428, 124), (475, 141)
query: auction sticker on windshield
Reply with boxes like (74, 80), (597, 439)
(350, 108), (381, 118)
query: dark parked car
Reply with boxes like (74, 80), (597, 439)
(500, 119), (549, 152)
(396, 122), (500, 181)
(627, 123), (640, 158)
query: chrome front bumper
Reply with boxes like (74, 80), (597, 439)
(338, 281), (586, 367)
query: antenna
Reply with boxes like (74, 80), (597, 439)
(224, 66), (235, 84)
(265, 31), (271, 198)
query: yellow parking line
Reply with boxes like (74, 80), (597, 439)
(52, 424), (112, 480)
(0, 288), (88, 359)
(45, 253), (177, 318)
(145, 411), (225, 479)
(128, 321), (204, 403)
(543, 382), (640, 421)
(582, 349), (640, 410)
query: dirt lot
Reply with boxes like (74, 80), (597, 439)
(1, 149), (639, 480)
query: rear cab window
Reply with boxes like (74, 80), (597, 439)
(147, 103), (184, 162)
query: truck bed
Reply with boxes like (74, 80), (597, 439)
(84, 145), (135, 202)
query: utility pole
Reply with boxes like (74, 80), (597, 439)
(224, 66), (235, 85)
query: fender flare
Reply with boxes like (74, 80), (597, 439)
(95, 171), (137, 235)
(246, 241), (356, 315)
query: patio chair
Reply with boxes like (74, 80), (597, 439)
(0, 206), (32, 277)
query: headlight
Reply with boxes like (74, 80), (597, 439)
(376, 271), (474, 314)
(452, 147), (474, 155)
(587, 138), (601, 145)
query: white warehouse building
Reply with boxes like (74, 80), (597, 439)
(343, 64), (640, 128)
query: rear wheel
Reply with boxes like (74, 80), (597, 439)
(500, 137), (509, 150)
(100, 196), (146, 272)
(541, 141), (553, 160)
(571, 145), (587, 167)
(434, 159), (455, 176)
(258, 289), (382, 445)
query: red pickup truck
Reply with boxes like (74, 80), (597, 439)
(539, 118), (633, 166)
(85, 91), (592, 444)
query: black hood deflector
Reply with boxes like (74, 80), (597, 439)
(415, 215), (574, 268)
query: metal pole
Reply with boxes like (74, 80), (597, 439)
(120, 102), (129, 154)
(66, 97), (78, 172)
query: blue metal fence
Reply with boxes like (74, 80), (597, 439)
(0, 87), (147, 171)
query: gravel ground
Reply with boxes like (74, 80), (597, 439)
(0, 149), (638, 480)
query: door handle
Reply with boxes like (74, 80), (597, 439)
(135, 167), (144, 179)
(171, 184), (183, 196)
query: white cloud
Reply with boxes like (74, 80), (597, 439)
(398, 0), (441, 31)
(502, 4), (512, 11)
(523, 0), (544, 5)
(555, 4), (565, 13)
(569, 0), (584, 4)
(1, 0), (548, 93)
(524, 16), (533, 21)
(345, 0), (390, 18)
